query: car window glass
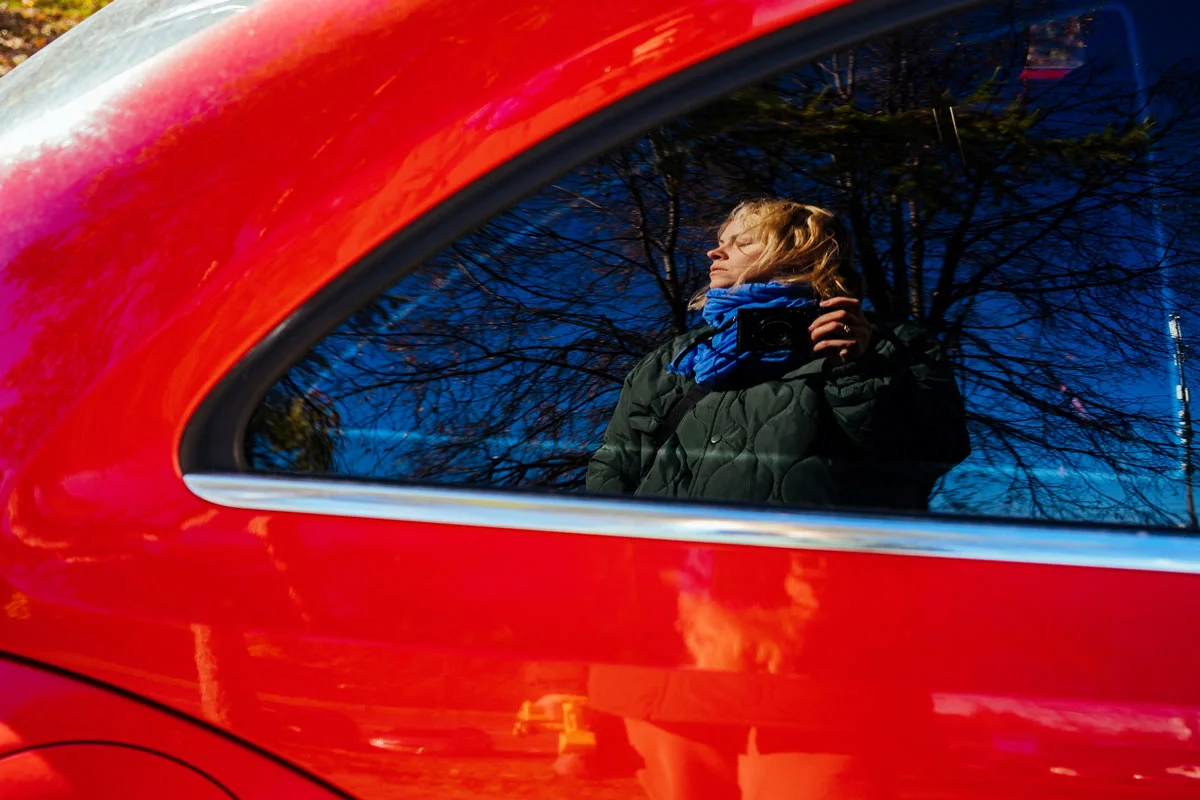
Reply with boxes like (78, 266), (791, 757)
(246, 0), (1200, 528)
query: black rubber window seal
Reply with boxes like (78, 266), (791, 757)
(180, 0), (984, 474)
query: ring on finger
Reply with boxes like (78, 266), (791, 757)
(840, 323), (851, 335)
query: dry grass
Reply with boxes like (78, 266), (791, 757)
(0, 0), (111, 76)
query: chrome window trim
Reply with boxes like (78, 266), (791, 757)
(184, 473), (1200, 574)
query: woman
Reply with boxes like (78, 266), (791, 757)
(582, 199), (970, 800)
(587, 198), (969, 510)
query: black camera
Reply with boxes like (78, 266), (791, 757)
(736, 307), (820, 352)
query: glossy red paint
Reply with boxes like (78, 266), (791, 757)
(0, 748), (230, 800)
(0, 658), (345, 798)
(2, 0), (1200, 798)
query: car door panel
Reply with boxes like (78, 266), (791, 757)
(3, 0), (1200, 797)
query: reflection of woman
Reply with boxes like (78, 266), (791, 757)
(584, 199), (970, 799)
(587, 198), (969, 508)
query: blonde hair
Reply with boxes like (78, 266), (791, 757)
(691, 199), (861, 310)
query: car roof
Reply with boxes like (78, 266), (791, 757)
(0, 0), (264, 155)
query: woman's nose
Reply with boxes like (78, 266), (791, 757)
(708, 246), (724, 260)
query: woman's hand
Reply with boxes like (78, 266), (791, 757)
(809, 296), (872, 364)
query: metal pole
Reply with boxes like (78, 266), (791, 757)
(1170, 314), (1196, 526)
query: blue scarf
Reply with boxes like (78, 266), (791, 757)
(668, 282), (818, 388)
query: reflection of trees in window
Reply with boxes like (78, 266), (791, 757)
(248, 0), (1200, 526)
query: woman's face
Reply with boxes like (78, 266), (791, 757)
(707, 218), (763, 289)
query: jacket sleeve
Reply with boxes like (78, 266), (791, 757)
(821, 321), (971, 475)
(586, 369), (650, 495)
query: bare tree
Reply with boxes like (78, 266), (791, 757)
(249, 0), (1200, 525)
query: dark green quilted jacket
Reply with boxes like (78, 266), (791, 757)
(587, 320), (970, 510)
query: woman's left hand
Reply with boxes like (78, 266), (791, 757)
(809, 296), (872, 364)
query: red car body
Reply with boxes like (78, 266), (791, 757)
(2, 0), (1200, 797)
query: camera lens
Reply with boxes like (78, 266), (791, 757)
(760, 319), (795, 349)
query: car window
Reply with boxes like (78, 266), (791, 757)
(245, 0), (1200, 528)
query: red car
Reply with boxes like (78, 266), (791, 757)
(3, 0), (1200, 797)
